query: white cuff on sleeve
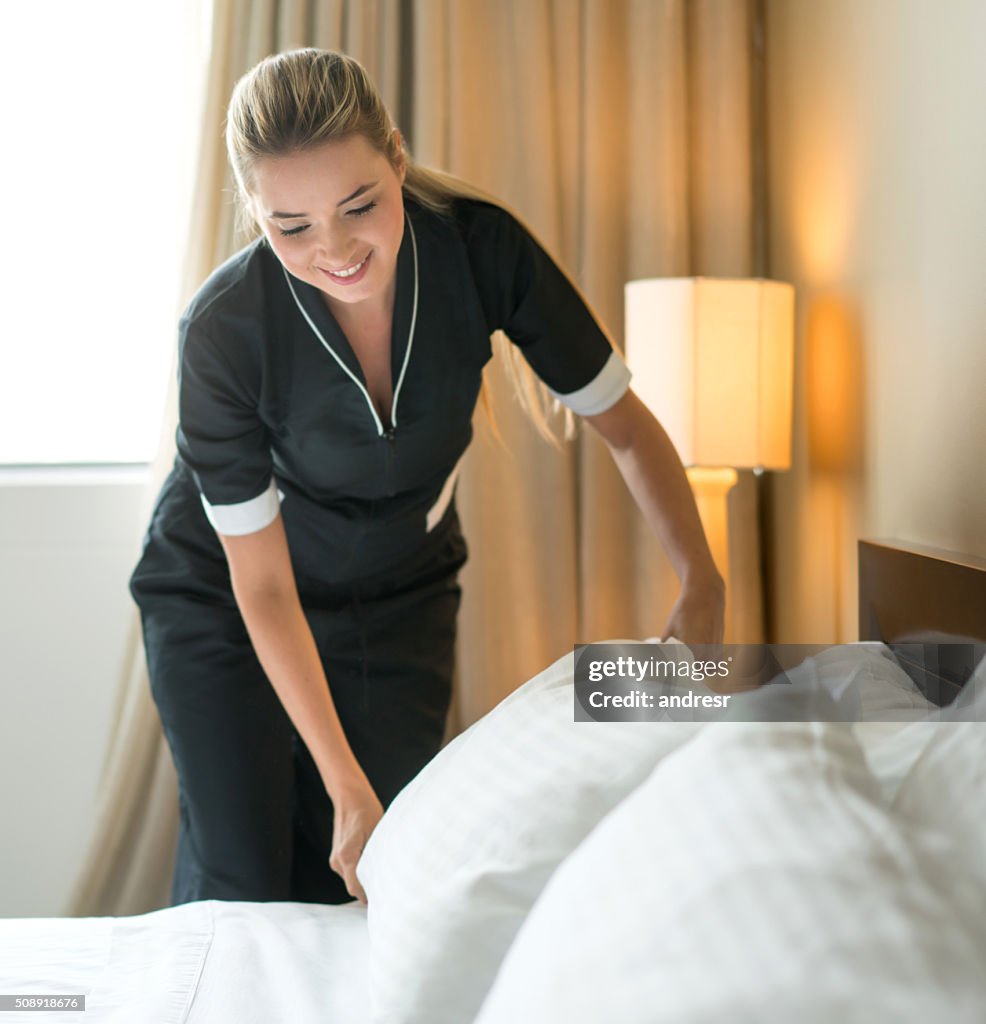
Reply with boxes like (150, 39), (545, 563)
(201, 478), (284, 536)
(548, 350), (632, 415)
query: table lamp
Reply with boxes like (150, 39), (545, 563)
(624, 277), (795, 636)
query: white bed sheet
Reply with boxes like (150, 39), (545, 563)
(0, 899), (369, 1023)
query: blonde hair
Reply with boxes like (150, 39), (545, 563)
(225, 47), (573, 446)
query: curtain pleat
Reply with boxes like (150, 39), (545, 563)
(687, 0), (756, 274)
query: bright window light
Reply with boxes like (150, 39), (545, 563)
(0, 1), (212, 464)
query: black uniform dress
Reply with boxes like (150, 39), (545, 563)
(130, 195), (632, 906)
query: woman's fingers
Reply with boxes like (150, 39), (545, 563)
(347, 866), (368, 905)
(330, 832), (370, 903)
(661, 578), (726, 650)
(329, 781), (384, 903)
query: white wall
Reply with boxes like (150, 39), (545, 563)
(765, 0), (986, 641)
(0, 470), (149, 917)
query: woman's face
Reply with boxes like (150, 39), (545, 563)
(248, 132), (406, 316)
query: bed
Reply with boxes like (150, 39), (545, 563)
(2, 539), (984, 1023)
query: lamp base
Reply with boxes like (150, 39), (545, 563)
(685, 467), (739, 640)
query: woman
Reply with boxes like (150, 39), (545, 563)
(130, 48), (724, 908)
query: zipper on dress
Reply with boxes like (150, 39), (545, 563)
(383, 427), (397, 497)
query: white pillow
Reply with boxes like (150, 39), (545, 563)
(739, 641), (939, 804)
(476, 714), (986, 1024)
(891, 660), (986, 887)
(653, 639), (933, 723)
(810, 641), (935, 720)
(356, 641), (710, 1024)
(835, 643), (974, 804)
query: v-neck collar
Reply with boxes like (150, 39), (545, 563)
(280, 201), (419, 436)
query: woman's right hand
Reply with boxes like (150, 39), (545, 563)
(329, 776), (384, 904)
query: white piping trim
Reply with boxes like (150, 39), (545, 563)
(281, 213), (419, 437)
(282, 267), (384, 435)
(391, 216), (419, 428)
(548, 349), (632, 416)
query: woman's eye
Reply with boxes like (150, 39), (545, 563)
(348, 201), (377, 218)
(278, 224), (309, 237)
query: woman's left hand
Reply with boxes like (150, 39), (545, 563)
(660, 575), (726, 650)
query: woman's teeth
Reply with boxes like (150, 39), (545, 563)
(330, 255), (368, 278)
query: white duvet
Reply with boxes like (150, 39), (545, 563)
(475, 718), (986, 1023)
(0, 900), (369, 1023)
(1, 643), (983, 1023)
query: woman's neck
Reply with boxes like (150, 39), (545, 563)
(321, 275), (396, 332)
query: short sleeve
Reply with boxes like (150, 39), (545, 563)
(462, 202), (632, 415)
(175, 317), (280, 536)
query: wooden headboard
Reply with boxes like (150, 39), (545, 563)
(858, 539), (986, 705)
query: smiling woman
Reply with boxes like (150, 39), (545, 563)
(129, 47), (722, 911)
(0, 0), (210, 464)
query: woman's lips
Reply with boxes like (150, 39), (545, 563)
(319, 252), (371, 286)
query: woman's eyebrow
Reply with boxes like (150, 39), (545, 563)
(268, 181), (380, 219)
(336, 181), (378, 207)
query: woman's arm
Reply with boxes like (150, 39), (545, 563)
(217, 515), (381, 902)
(583, 388), (726, 646)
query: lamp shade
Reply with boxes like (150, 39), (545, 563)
(625, 278), (794, 471)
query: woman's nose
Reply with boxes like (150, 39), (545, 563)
(315, 224), (357, 268)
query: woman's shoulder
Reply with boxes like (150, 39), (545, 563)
(179, 234), (278, 332)
(404, 191), (519, 247)
(438, 195), (547, 286)
(447, 194), (521, 242)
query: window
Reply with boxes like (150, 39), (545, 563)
(0, 0), (212, 464)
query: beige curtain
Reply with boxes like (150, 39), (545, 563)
(66, 0), (762, 916)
